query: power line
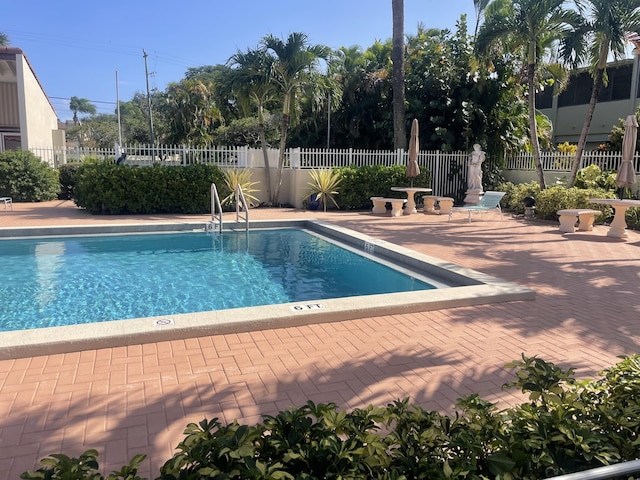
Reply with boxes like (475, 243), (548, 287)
(49, 96), (116, 105)
(5, 28), (204, 69)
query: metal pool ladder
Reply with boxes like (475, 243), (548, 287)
(235, 184), (249, 234)
(208, 184), (249, 235)
(209, 183), (223, 233)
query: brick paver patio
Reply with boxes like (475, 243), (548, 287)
(0, 200), (639, 478)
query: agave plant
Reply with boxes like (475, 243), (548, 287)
(222, 169), (261, 208)
(303, 169), (342, 212)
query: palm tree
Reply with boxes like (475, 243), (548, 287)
(69, 96), (97, 125)
(477, 0), (581, 189)
(227, 48), (277, 202)
(163, 79), (222, 146)
(392, 0), (407, 149)
(0, 32), (9, 46)
(472, 0), (491, 41)
(261, 32), (331, 205)
(564, 0), (640, 186)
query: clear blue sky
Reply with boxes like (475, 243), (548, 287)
(3, 0), (477, 122)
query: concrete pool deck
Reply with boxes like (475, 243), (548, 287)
(1, 200), (640, 478)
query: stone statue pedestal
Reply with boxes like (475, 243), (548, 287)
(464, 189), (483, 205)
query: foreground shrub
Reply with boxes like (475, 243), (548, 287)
(22, 355), (640, 480)
(73, 162), (228, 214)
(0, 149), (59, 201)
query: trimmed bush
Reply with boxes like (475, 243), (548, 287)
(626, 206), (640, 231)
(58, 163), (81, 199)
(534, 185), (615, 221)
(0, 149), (59, 201)
(336, 164), (431, 210)
(500, 181), (619, 222)
(499, 181), (541, 214)
(73, 162), (228, 214)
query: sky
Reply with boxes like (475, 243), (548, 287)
(3, 1), (478, 123)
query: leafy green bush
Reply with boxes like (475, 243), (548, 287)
(22, 355), (640, 480)
(73, 162), (228, 214)
(0, 149), (59, 201)
(499, 181), (541, 214)
(574, 164), (618, 190)
(500, 181), (619, 222)
(626, 206), (640, 231)
(20, 449), (146, 480)
(336, 164), (431, 210)
(58, 163), (81, 199)
(533, 185), (614, 221)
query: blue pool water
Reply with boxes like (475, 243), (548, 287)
(0, 229), (435, 332)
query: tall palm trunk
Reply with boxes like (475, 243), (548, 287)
(392, 0), (407, 149)
(272, 107), (290, 206)
(257, 105), (272, 205)
(528, 61), (546, 189)
(568, 68), (604, 186)
(568, 44), (609, 186)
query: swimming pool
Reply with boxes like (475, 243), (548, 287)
(0, 228), (440, 332)
(0, 220), (535, 359)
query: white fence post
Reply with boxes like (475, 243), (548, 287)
(238, 146), (248, 168)
(290, 147), (301, 169)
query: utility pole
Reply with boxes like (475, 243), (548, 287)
(142, 49), (155, 157)
(115, 70), (123, 147)
(326, 92), (331, 149)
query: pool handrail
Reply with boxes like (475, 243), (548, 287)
(235, 184), (249, 235)
(211, 183), (223, 232)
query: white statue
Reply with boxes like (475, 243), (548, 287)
(467, 144), (485, 191)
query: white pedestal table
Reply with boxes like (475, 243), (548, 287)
(390, 187), (432, 214)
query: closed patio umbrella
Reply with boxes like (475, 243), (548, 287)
(407, 118), (420, 186)
(617, 114), (637, 197)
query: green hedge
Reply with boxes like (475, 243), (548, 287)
(58, 163), (80, 199)
(500, 181), (619, 222)
(335, 164), (431, 210)
(0, 149), (59, 201)
(73, 162), (228, 214)
(21, 355), (640, 480)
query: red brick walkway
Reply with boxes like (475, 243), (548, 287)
(1, 201), (639, 478)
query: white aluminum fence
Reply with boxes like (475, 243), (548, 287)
(32, 145), (639, 174)
(30, 145), (470, 200)
(292, 147), (405, 168)
(31, 144), (250, 168)
(505, 150), (640, 173)
(33, 144), (639, 201)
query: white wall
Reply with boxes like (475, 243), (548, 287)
(228, 166), (314, 208)
(15, 53), (59, 149)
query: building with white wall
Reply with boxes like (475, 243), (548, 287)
(0, 47), (64, 154)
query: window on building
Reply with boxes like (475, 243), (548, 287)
(1, 134), (21, 152)
(558, 71), (593, 107)
(599, 64), (632, 101)
(558, 63), (633, 106)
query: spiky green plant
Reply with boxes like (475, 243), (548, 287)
(303, 169), (342, 212)
(222, 168), (261, 207)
